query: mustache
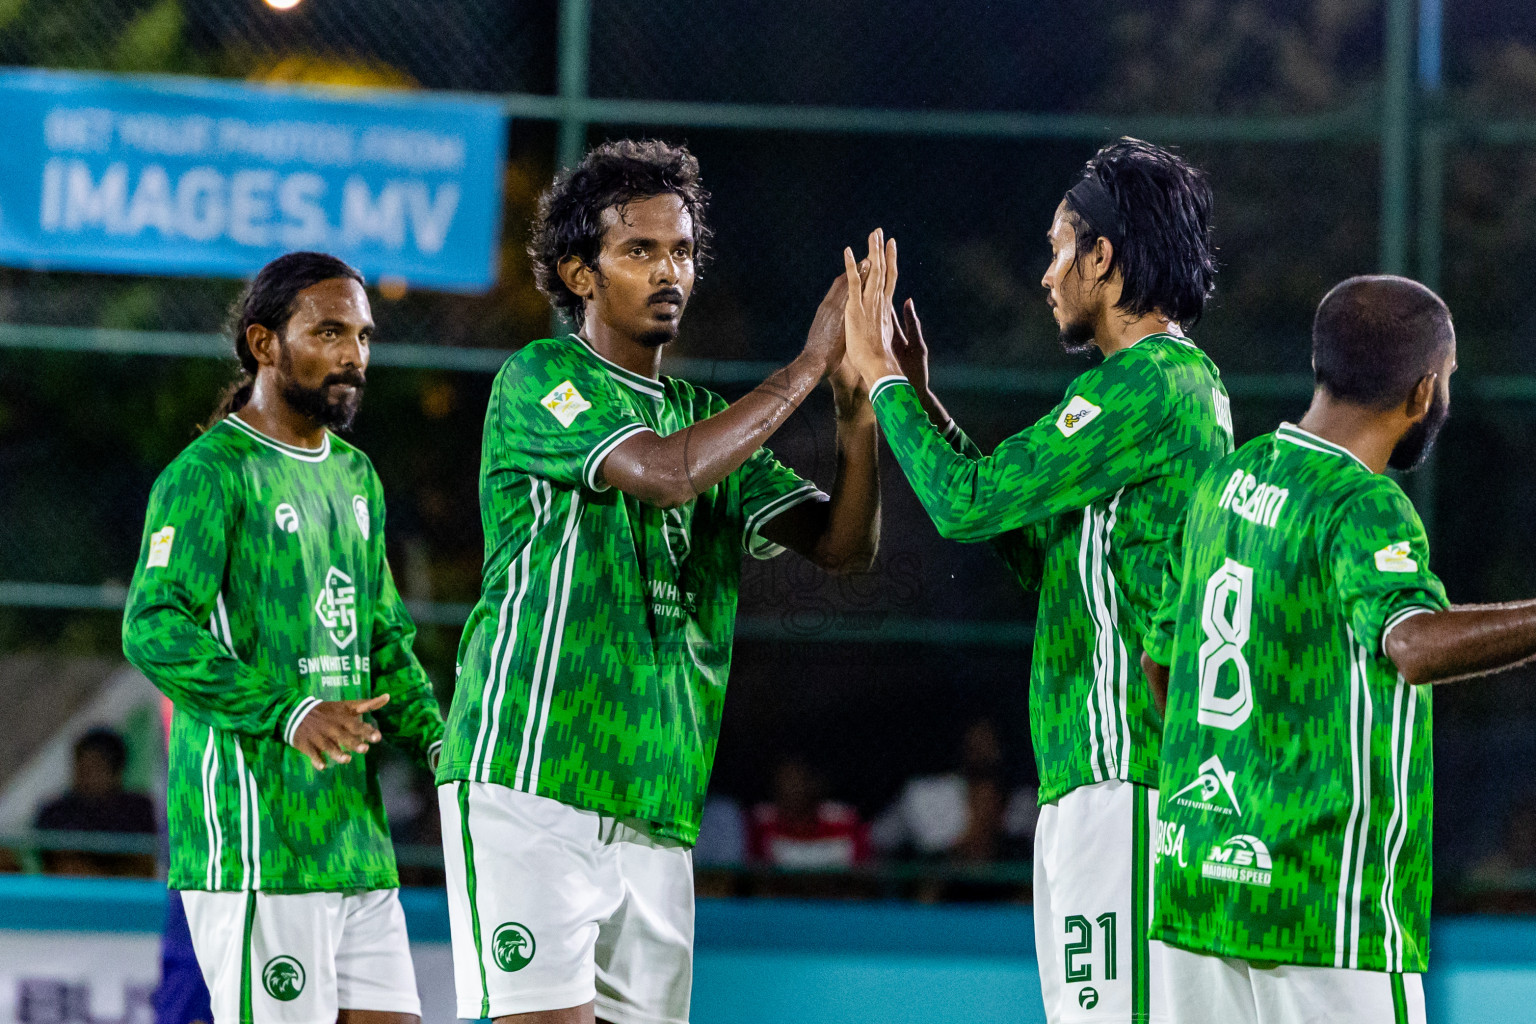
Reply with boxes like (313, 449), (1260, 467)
(648, 288), (684, 305)
(323, 369), (367, 388)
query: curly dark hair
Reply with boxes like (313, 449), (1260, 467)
(1064, 137), (1217, 326)
(529, 139), (713, 325)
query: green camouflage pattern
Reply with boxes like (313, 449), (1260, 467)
(870, 334), (1233, 804)
(1149, 423), (1447, 973)
(439, 335), (820, 844)
(123, 416), (444, 893)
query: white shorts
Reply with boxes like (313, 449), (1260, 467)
(1034, 779), (1165, 1024)
(1162, 944), (1426, 1024)
(439, 781), (695, 1024)
(181, 888), (421, 1024)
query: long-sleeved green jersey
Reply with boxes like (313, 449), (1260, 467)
(869, 333), (1233, 803)
(123, 414), (443, 893)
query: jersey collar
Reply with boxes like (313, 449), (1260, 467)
(1132, 330), (1196, 349)
(1275, 422), (1371, 471)
(224, 414), (332, 463)
(568, 334), (665, 401)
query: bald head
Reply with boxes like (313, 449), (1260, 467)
(1313, 275), (1455, 409)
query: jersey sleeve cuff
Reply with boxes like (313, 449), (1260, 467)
(868, 375), (911, 405)
(743, 481), (827, 560)
(581, 422), (654, 492)
(427, 739), (443, 773)
(282, 695), (323, 747)
(1380, 605), (1436, 656)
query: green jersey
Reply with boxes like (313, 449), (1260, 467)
(438, 335), (822, 844)
(869, 334), (1232, 804)
(1148, 424), (1448, 973)
(123, 416), (444, 893)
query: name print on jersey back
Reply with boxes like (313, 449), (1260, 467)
(1215, 468), (1288, 529)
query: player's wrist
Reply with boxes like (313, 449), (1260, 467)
(282, 695), (324, 746)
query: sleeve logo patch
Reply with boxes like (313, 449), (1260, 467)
(147, 526), (175, 568)
(541, 380), (593, 427)
(1375, 542), (1418, 573)
(1056, 396), (1102, 437)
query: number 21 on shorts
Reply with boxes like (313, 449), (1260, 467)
(1064, 912), (1117, 983)
(1197, 558), (1255, 730)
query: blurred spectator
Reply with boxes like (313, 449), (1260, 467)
(34, 727), (156, 876)
(872, 719), (1038, 864)
(748, 757), (870, 869)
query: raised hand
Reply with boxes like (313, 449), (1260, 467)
(892, 297), (954, 431)
(292, 693), (390, 771)
(801, 274), (850, 380)
(841, 228), (900, 386)
(891, 298), (930, 394)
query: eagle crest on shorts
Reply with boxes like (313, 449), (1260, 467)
(492, 921), (536, 972)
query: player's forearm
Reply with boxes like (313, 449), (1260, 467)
(602, 354), (823, 508)
(1385, 600), (1536, 686)
(810, 410), (881, 572)
(124, 607), (299, 736)
(870, 379), (1014, 541)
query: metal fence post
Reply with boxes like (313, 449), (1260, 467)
(1414, 0), (1445, 539)
(1380, 0), (1415, 276)
(557, 0), (592, 171)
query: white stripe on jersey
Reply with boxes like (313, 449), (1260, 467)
(1077, 506), (1106, 782)
(201, 726), (221, 890)
(1103, 489), (1132, 775)
(1079, 498), (1125, 780)
(1380, 675), (1417, 971)
(477, 477), (547, 781)
(515, 491), (584, 792)
(1347, 635), (1376, 968)
(526, 495), (585, 793)
(233, 740), (252, 890)
(1335, 631), (1367, 967)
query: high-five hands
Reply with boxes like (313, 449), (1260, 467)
(841, 229), (901, 386)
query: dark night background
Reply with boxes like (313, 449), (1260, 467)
(6, 0), (1536, 896)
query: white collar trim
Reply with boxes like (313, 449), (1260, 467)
(225, 414), (332, 463)
(1276, 422), (1371, 471)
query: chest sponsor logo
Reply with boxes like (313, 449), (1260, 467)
(541, 379), (593, 428)
(1170, 755), (1243, 816)
(1055, 395), (1101, 437)
(353, 495), (370, 540)
(1156, 819), (1188, 868)
(1375, 541), (1418, 573)
(275, 503), (299, 533)
(313, 566), (358, 648)
(1201, 834), (1273, 887)
(146, 526), (175, 568)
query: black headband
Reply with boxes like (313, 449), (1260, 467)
(1064, 175), (1123, 250)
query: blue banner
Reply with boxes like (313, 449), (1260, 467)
(0, 69), (507, 293)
